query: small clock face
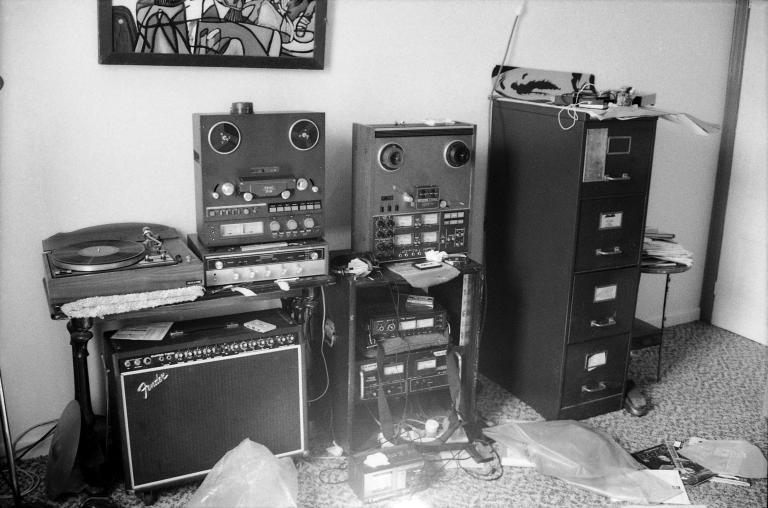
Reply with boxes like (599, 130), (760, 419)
(289, 119), (320, 151)
(208, 121), (241, 154)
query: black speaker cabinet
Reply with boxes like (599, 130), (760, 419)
(106, 310), (306, 495)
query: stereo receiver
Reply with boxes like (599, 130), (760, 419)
(187, 235), (328, 287)
(351, 121), (476, 262)
(193, 105), (325, 247)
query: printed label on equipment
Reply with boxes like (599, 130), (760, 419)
(599, 211), (623, 230)
(585, 351), (607, 371)
(593, 284), (618, 302)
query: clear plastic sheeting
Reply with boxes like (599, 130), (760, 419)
(681, 439), (768, 478)
(483, 420), (682, 504)
(187, 439), (299, 508)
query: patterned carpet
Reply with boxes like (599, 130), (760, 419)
(2, 321), (766, 507)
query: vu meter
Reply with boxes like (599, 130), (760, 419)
(193, 105), (325, 247)
(351, 121), (476, 262)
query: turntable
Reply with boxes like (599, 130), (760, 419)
(43, 223), (204, 313)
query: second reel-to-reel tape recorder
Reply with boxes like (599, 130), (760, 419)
(351, 121), (476, 263)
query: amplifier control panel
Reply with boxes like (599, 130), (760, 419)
(116, 333), (298, 372)
(109, 309), (301, 373)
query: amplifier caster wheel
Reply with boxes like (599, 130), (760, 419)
(138, 490), (157, 505)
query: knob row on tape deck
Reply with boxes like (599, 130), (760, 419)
(203, 202), (323, 243)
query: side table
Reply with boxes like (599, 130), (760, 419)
(631, 262), (692, 381)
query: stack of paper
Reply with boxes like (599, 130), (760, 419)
(643, 238), (694, 267)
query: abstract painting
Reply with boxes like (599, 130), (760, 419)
(98, 0), (326, 69)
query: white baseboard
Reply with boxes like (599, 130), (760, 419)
(638, 307), (700, 328)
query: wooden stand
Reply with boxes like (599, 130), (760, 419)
(320, 260), (484, 452)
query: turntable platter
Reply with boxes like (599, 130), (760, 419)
(50, 240), (145, 272)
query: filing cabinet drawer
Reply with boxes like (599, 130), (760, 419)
(568, 267), (639, 343)
(575, 195), (644, 272)
(561, 334), (628, 408)
(580, 119), (656, 198)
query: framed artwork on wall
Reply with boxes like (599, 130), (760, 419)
(98, 0), (326, 69)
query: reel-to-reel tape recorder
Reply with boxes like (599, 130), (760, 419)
(351, 121), (476, 263)
(193, 104), (326, 248)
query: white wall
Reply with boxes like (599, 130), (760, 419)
(0, 0), (734, 452)
(711, 0), (768, 345)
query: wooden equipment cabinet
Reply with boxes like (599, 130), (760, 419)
(321, 260), (484, 452)
(481, 99), (657, 420)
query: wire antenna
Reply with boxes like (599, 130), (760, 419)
(490, 0), (527, 98)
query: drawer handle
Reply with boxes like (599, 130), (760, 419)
(581, 381), (607, 393)
(590, 316), (617, 328)
(603, 172), (631, 182)
(595, 246), (623, 256)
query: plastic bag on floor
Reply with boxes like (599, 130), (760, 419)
(681, 439), (768, 478)
(187, 439), (298, 508)
(483, 420), (681, 504)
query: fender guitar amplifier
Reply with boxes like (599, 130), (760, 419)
(106, 309), (306, 495)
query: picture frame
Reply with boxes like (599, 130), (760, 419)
(98, 0), (326, 69)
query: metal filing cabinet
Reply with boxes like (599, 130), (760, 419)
(480, 99), (657, 420)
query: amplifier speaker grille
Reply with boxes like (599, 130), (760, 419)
(115, 345), (305, 491)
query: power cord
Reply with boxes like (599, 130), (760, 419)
(556, 82), (600, 130)
(309, 286), (330, 403)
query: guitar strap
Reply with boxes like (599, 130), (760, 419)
(376, 343), (395, 442)
(375, 344), (463, 444)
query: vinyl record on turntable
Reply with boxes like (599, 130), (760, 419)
(50, 239), (145, 272)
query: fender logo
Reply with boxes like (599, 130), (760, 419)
(137, 372), (169, 400)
